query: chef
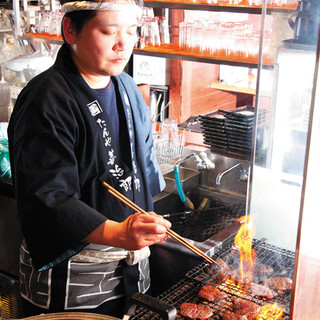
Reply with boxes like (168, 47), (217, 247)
(7, 0), (171, 317)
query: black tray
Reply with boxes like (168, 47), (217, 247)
(201, 123), (226, 132)
(199, 110), (226, 120)
(225, 119), (254, 127)
(225, 123), (254, 131)
(221, 106), (255, 119)
(228, 139), (252, 149)
(202, 128), (227, 138)
(203, 134), (227, 142)
(204, 138), (228, 149)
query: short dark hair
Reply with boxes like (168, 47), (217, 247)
(60, 0), (100, 42)
(60, 0), (145, 42)
(64, 10), (97, 37)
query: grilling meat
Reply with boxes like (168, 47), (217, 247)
(248, 282), (278, 300)
(180, 302), (213, 319)
(221, 313), (247, 320)
(253, 263), (274, 276)
(198, 285), (227, 302)
(229, 270), (252, 285)
(231, 297), (261, 319)
(263, 277), (292, 292)
(206, 258), (231, 283)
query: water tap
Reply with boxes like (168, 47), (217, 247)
(174, 152), (215, 209)
(216, 162), (248, 186)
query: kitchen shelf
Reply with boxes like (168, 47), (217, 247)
(210, 81), (256, 95)
(20, 34), (275, 69)
(20, 33), (63, 45)
(144, 0), (297, 14)
(133, 44), (274, 69)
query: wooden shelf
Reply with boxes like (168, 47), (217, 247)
(134, 44), (274, 69)
(144, 0), (297, 14)
(210, 81), (256, 95)
(21, 33), (63, 45)
(20, 34), (274, 69)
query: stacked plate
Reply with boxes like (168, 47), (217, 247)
(199, 111), (228, 150)
(224, 107), (255, 155)
(200, 106), (263, 156)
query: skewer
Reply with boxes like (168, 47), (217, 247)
(103, 181), (217, 265)
(107, 189), (212, 263)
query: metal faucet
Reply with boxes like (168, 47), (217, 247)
(216, 162), (248, 186)
(174, 152), (215, 171)
(174, 152), (215, 209)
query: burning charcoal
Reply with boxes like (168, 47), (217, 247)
(253, 264), (274, 276)
(198, 285), (227, 302)
(206, 258), (231, 283)
(248, 282), (278, 300)
(263, 277), (292, 292)
(180, 302), (213, 319)
(231, 297), (261, 319)
(221, 312), (247, 320)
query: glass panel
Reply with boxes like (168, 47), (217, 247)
(250, 1), (318, 251)
(291, 53), (320, 320)
(249, 0), (320, 318)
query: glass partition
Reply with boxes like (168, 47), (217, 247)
(250, 0), (318, 251)
(290, 40), (320, 320)
(250, 0), (320, 318)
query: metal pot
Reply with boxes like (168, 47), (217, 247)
(18, 293), (177, 320)
(288, 0), (320, 44)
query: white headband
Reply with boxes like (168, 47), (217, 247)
(62, 1), (142, 17)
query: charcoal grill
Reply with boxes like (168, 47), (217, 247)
(132, 239), (295, 320)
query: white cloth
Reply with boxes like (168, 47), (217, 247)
(70, 245), (150, 265)
(61, 0), (142, 18)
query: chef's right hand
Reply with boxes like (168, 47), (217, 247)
(83, 212), (171, 250)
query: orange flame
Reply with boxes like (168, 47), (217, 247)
(234, 215), (256, 288)
(256, 303), (284, 320)
(228, 216), (285, 320)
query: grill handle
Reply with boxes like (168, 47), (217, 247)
(123, 292), (177, 320)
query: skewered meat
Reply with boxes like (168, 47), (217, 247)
(198, 285), (227, 302)
(253, 264), (274, 276)
(180, 303), (213, 319)
(248, 282), (278, 300)
(206, 258), (231, 283)
(263, 277), (292, 291)
(231, 297), (261, 319)
(221, 313), (247, 320)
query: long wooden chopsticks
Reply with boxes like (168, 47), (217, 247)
(102, 181), (216, 265)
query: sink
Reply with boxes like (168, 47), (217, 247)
(154, 187), (246, 215)
(162, 167), (199, 194)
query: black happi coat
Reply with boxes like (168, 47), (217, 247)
(8, 44), (165, 270)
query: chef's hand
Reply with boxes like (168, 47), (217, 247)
(83, 212), (172, 250)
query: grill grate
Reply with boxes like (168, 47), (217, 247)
(0, 273), (24, 319)
(132, 239), (295, 319)
(163, 201), (246, 242)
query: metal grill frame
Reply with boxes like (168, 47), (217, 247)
(163, 199), (246, 243)
(131, 239), (295, 320)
